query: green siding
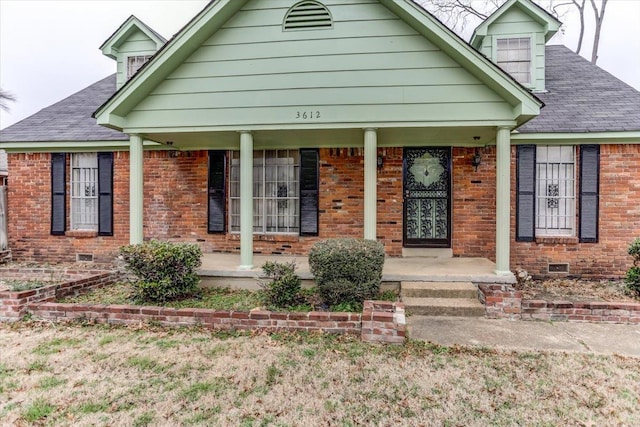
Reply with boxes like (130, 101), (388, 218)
(115, 29), (161, 89)
(122, 0), (519, 131)
(484, 6), (547, 91)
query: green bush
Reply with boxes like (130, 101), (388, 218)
(119, 240), (202, 303)
(259, 261), (302, 308)
(309, 238), (385, 306)
(624, 238), (640, 296)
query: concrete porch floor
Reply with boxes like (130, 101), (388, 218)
(199, 253), (516, 288)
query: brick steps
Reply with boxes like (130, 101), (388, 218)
(401, 281), (484, 317)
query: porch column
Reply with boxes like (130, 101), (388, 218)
(495, 126), (511, 275)
(239, 131), (253, 270)
(129, 134), (144, 245)
(364, 128), (377, 240)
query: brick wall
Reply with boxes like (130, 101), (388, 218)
(7, 144), (640, 278)
(511, 144), (640, 278)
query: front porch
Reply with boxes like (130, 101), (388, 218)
(198, 253), (516, 290)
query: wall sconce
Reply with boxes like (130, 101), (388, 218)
(377, 155), (384, 169)
(471, 148), (482, 171)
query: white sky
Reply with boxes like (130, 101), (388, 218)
(1, 0), (639, 130)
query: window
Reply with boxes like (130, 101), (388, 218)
(535, 146), (575, 236)
(229, 150), (300, 234)
(126, 55), (151, 79)
(71, 153), (98, 231)
(496, 37), (531, 85)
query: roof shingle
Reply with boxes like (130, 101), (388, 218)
(0, 74), (127, 143)
(519, 45), (640, 133)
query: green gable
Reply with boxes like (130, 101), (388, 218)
(471, 0), (561, 92)
(95, 0), (541, 147)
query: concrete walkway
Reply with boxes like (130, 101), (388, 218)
(408, 316), (640, 357)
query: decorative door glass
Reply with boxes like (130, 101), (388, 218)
(403, 148), (451, 246)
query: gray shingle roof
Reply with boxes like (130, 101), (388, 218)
(520, 45), (640, 133)
(0, 74), (127, 143)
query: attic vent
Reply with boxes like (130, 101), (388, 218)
(283, 1), (333, 31)
(548, 263), (569, 273)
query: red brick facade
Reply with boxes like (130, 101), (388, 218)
(7, 144), (640, 278)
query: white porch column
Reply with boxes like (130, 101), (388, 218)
(364, 128), (378, 240)
(129, 134), (144, 244)
(495, 126), (511, 275)
(239, 131), (254, 270)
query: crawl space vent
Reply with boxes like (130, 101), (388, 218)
(283, 1), (333, 31)
(548, 263), (569, 273)
(76, 253), (94, 262)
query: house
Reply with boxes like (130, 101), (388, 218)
(1, 0), (639, 278)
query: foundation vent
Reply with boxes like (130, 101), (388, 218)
(548, 263), (569, 273)
(76, 253), (94, 262)
(284, 1), (333, 31)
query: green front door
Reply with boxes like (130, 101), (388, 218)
(403, 147), (452, 248)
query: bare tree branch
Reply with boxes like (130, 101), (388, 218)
(0, 89), (16, 112)
(589, 0), (608, 64)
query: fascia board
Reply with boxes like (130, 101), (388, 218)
(2, 139), (164, 153)
(511, 131), (640, 144)
(95, 0), (247, 123)
(100, 16), (166, 58)
(383, 0), (541, 112)
(471, 0), (561, 46)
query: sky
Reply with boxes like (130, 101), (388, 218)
(1, 0), (639, 130)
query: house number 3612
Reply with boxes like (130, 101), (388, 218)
(296, 111), (320, 119)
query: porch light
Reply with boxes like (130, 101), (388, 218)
(472, 148), (482, 171)
(377, 155), (384, 169)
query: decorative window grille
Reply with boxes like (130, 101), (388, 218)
(71, 153), (98, 231)
(535, 146), (575, 236)
(230, 150), (300, 234)
(496, 37), (531, 84)
(126, 55), (151, 79)
(283, 1), (333, 31)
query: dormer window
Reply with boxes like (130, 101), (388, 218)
(496, 37), (531, 85)
(127, 55), (152, 80)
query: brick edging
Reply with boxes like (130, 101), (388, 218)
(522, 300), (640, 323)
(1, 271), (406, 344)
(477, 283), (640, 324)
(0, 271), (119, 320)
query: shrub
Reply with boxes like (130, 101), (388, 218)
(309, 238), (385, 306)
(624, 238), (640, 296)
(119, 240), (202, 303)
(259, 261), (302, 308)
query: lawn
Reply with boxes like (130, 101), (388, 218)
(0, 321), (638, 426)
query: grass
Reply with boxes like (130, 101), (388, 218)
(59, 282), (399, 312)
(0, 321), (638, 426)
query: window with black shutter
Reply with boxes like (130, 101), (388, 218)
(208, 151), (226, 233)
(516, 145), (535, 241)
(299, 149), (319, 236)
(97, 152), (114, 236)
(51, 153), (67, 235)
(579, 145), (599, 242)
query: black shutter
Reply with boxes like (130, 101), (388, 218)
(97, 152), (114, 236)
(516, 145), (536, 242)
(299, 149), (319, 236)
(51, 153), (66, 235)
(208, 151), (226, 233)
(579, 145), (599, 243)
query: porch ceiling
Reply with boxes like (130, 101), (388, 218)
(144, 126), (501, 151)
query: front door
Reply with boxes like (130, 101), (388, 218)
(403, 147), (452, 248)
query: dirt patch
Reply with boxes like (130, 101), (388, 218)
(519, 278), (637, 302)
